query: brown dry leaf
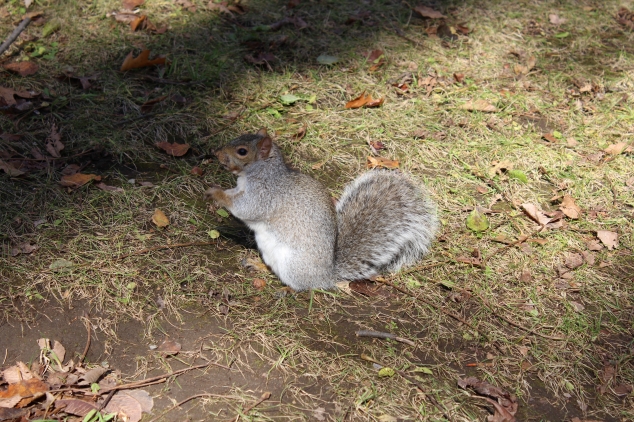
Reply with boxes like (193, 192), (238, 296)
(58, 72), (97, 90)
(586, 239), (603, 251)
(11, 243), (39, 257)
(45, 124), (64, 158)
(156, 141), (190, 156)
(96, 182), (124, 193)
(292, 124), (307, 141)
(567, 137), (578, 147)
(453, 73), (465, 83)
(122, 0), (144, 10)
(109, 11), (138, 23)
(345, 91), (370, 109)
(521, 203), (551, 226)
(488, 159), (513, 177)
(0, 378), (49, 408)
(617, 7), (634, 30)
(0, 86), (37, 106)
(365, 97), (384, 107)
(140, 95), (167, 113)
(565, 253), (584, 269)
(569, 301), (584, 312)
(176, 0), (197, 12)
(581, 251), (595, 266)
(559, 195), (581, 219)
(0, 159), (25, 177)
(368, 140), (385, 154)
(456, 24), (470, 35)
(613, 383), (633, 396)
(604, 142), (629, 155)
(104, 393), (142, 422)
(253, 278), (266, 290)
(460, 99), (497, 112)
(549, 14), (567, 25)
(120, 50), (166, 71)
(55, 399), (98, 417)
(151, 209), (169, 228)
(366, 156), (399, 169)
(2, 364), (33, 384)
(542, 133), (558, 143)
(457, 377), (517, 421)
(77, 367), (108, 386)
(596, 230), (618, 250)
(190, 166), (204, 176)
(413, 5), (445, 19)
(156, 339), (181, 355)
(3, 61), (38, 77)
(60, 173), (101, 188)
(130, 15), (146, 31)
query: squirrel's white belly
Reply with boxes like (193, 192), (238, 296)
(248, 222), (293, 281)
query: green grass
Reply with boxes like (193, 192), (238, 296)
(1, 0), (633, 420)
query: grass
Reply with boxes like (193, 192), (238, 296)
(1, 0), (634, 420)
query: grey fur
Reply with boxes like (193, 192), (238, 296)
(208, 133), (438, 291)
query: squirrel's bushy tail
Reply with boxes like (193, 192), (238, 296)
(334, 171), (438, 281)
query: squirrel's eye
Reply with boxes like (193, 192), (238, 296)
(237, 148), (248, 156)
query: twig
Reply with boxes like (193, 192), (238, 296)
(384, 260), (448, 281)
(360, 355), (451, 421)
(96, 389), (116, 412)
(0, 17), (32, 56)
(355, 330), (416, 347)
(476, 294), (565, 341)
(50, 363), (223, 394)
(232, 391), (271, 422)
(77, 317), (91, 364)
(148, 393), (229, 422)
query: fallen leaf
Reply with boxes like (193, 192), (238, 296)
(413, 5), (445, 19)
(122, 0), (144, 10)
(61, 164), (80, 176)
(521, 203), (551, 226)
(176, 0), (197, 12)
(569, 301), (584, 312)
(366, 156), (399, 169)
(453, 73), (465, 83)
(581, 251), (595, 266)
(253, 278), (266, 290)
(244, 52), (276, 65)
(456, 24), (470, 35)
(45, 124), (64, 158)
(140, 95), (167, 113)
(96, 183), (124, 193)
(457, 377), (517, 421)
(156, 339), (180, 355)
(0, 159), (25, 176)
(207, 1), (232, 14)
(120, 50), (166, 71)
(0, 378), (48, 408)
(567, 137), (578, 147)
(191, 166), (204, 176)
(559, 195), (581, 219)
(346, 91), (370, 109)
(55, 399), (98, 417)
(130, 15), (146, 31)
(151, 209), (169, 228)
(613, 383), (633, 396)
(596, 230), (618, 250)
(542, 133), (558, 143)
(316, 54), (338, 65)
(604, 142), (629, 155)
(0, 86), (37, 106)
(292, 124), (307, 141)
(59, 173), (101, 188)
(466, 207), (489, 232)
(3, 61), (38, 77)
(368, 140), (385, 154)
(156, 141), (190, 156)
(109, 11), (138, 24)
(365, 97), (384, 107)
(460, 99), (497, 112)
(565, 253), (584, 269)
(11, 243), (39, 256)
(58, 72), (97, 90)
(549, 14), (567, 25)
(77, 367), (108, 386)
(488, 159), (513, 177)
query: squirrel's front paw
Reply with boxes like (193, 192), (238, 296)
(203, 186), (223, 202)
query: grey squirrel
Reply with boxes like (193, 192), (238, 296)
(204, 128), (438, 291)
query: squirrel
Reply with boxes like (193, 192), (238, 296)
(204, 128), (438, 291)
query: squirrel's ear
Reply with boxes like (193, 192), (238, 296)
(256, 128), (268, 137)
(257, 136), (272, 159)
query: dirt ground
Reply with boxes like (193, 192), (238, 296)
(1, 0), (633, 421)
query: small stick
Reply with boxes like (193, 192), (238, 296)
(482, 224), (546, 266)
(232, 391), (271, 422)
(77, 317), (91, 364)
(96, 389), (116, 412)
(148, 393), (230, 422)
(0, 17), (32, 56)
(355, 330), (416, 347)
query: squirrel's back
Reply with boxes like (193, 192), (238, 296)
(334, 171), (438, 281)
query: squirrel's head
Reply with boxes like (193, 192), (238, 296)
(215, 128), (273, 174)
